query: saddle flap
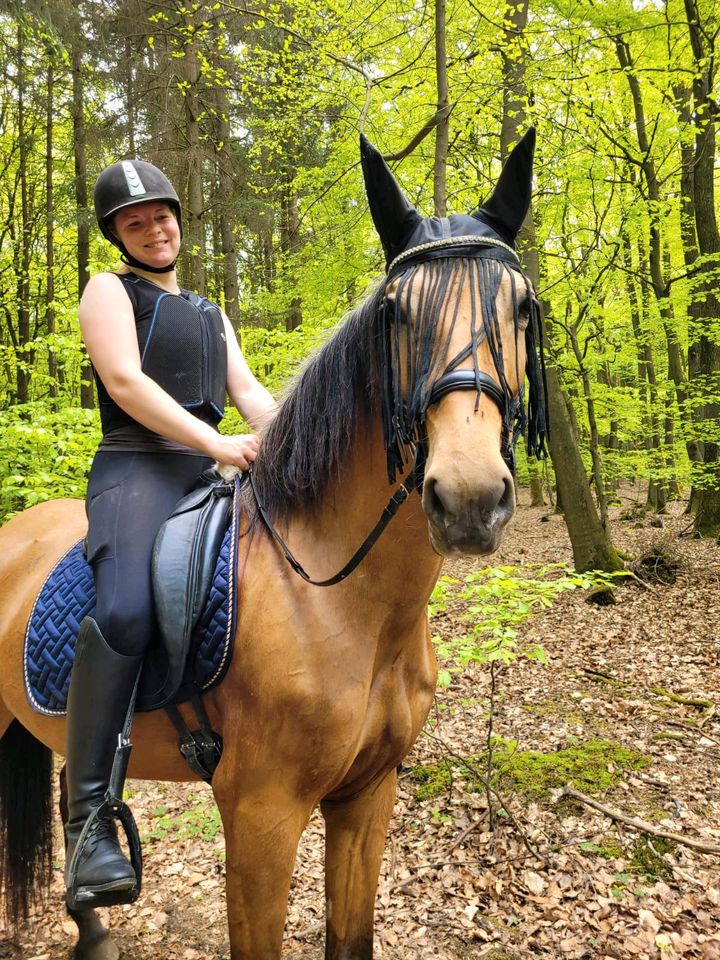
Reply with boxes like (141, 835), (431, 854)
(149, 473), (237, 704)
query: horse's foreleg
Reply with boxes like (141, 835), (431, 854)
(214, 778), (311, 960)
(59, 765), (120, 960)
(320, 769), (397, 960)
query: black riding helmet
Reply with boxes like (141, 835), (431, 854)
(93, 159), (183, 274)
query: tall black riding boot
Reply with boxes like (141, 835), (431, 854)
(64, 616), (143, 909)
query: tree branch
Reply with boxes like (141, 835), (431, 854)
(554, 785), (720, 854)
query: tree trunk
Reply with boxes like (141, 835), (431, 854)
(72, 42), (94, 409)
(213, 85), (240, 327)
(178, 37), (205, 292)
(674, 83), (707, 513)
(527, 456), (545, 506)
(684, 0), (720, 536)
(566, 321), (610, 526)
(499, 0), (622, 572)
(126, 36), (136, 156)
(622, 230), (666, 513)
(16, 22), (31, 405)
(281, 190), (303, 332)
(46, 49), (58, 406)
(543, 345), (622, 570)
(433, 0), (449, 217)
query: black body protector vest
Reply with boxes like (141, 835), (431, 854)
(96, 274), (227, 445)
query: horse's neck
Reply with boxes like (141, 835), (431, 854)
(283, 421), (442, 616)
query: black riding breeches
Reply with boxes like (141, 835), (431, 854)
(85, 451), (212, 657)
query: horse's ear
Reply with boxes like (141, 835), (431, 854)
(360, 134), (422, 265)
(474, 127), (536, 244)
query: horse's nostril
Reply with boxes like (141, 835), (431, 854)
(499, 473), (514, 512)
(425, 471), (515, 524)
(424, 477), (445, 522)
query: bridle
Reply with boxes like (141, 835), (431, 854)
(382, 236), (526, 482)
(251, 236), (527, 587)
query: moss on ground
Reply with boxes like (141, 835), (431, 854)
(579, 836), (624, 859)
(407, 737), (649, 803)
(628, 835), (676, 880)
(408, 759), (454, 801)
(494, 737), (649, 800)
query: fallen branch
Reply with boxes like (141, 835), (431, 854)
(554, 784), (720, 855)
(664, 718), (720, 745)
(449, 816), (484, 853)
(582, 667), (629, 687)
(627, 571), (658, 593)
(291, 920), (324, 942)
(651, 687), (713, 710)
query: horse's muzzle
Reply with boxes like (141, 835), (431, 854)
(422, 473), (515, 556)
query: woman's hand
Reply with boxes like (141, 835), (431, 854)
(209, 433), (260, 470)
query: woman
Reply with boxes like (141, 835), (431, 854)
(65, 159), (275, 910)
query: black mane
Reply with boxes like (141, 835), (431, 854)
(251, 281), (388, 521)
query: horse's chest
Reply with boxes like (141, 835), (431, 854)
(334, 636), (437, 794)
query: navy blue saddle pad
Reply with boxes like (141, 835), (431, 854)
(24, 496), (240, 717)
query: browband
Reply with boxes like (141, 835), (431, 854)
(386, 236), (520, 278)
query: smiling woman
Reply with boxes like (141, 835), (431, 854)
(112, 201), (182, 271)
(61, 157), (276, 914)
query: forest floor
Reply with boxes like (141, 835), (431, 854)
(8, 484), (720, 960)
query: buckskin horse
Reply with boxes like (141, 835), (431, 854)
(0, 130), (545, 960)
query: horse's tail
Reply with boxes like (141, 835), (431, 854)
(0, 719), (54, 929)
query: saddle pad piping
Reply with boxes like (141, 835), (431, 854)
(23, 539), (82, 717)
(201, 475), (240, 690)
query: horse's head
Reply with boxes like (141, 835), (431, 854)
(361, 131), (547, 556)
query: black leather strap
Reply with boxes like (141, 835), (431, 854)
(165, 693), (223, 783)
(428, 370), (506, 413)
(250, 467), (418, 588)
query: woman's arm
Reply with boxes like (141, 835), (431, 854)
(223, 316), (277, 429)
(80, 273), (259, 469)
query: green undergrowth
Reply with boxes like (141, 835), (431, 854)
(143, 797), (222, 845)
(0, 402), (100, 521)
(408, 737), (649, 803)
(429, 564), (628, 685)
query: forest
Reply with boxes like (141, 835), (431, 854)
(2, 1), (720, 959)
(1, 0), (719, 561)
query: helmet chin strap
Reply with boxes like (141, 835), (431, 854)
(119, 249), (177, 274)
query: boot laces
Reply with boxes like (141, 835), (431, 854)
(84, 814), (119, 853)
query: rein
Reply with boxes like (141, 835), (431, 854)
(251, 236), (525, 587)
(249, 466), (418, 587)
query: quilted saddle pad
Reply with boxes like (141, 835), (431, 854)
(24, 499), (239, 717)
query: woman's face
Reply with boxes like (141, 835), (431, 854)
(112, 201), (181, 269)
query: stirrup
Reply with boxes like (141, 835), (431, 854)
(66, 793), (143, 910)
(66, 727), (143, 910)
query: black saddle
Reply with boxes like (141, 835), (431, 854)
(136, 469), (240, 712)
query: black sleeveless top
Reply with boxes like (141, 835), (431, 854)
(95, 273), (228, 453)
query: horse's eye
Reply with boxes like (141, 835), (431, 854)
(518, 296), (532, 328)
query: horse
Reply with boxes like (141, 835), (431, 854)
(0, 129), (545, 960)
